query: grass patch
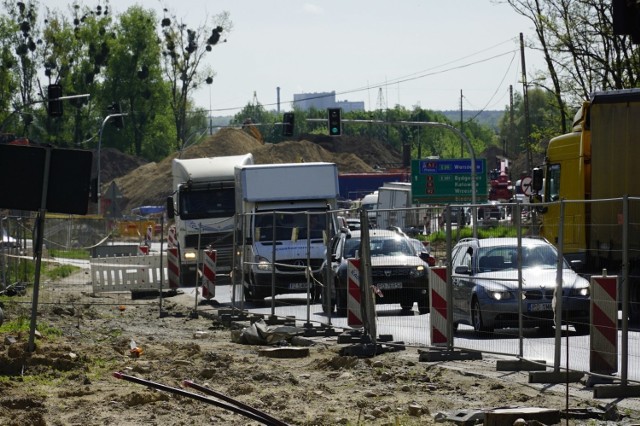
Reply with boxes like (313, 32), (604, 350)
(0, 315), (63, 338)
(48, 248), (90, 260)
(45, 264), (80, 280)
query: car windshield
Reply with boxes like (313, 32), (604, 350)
(344, 235), (414, 258)
(477, 244), (563, 272)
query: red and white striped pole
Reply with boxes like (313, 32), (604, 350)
(347, 258), (363, 328)
(590, 272), (618, 375)
(167, 247), (180, 289)
(201, 249), (217, 300)
(167, 225), (177, 249)
(429, 267), (450, 347)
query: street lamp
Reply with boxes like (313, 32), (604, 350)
(97, 112), (127, 215)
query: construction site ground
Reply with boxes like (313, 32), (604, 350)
(1, 275), (640, 425)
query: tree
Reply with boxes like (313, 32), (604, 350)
(160, 9), (231, 150)
(501, 0), (640, 112)
(103, 6), (174, 158)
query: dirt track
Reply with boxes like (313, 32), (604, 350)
(1, 275), (640, 425)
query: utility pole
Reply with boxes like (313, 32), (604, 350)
(520, 33), (532, 174)
(460, 90), (464, 157)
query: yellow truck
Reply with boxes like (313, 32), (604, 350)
(540, 89), (640, 323)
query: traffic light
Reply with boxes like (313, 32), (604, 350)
(107, 102), (124, 129)
(47, 84), (63, 117)
(613, 0), (640, 43)
(328, 108), (342, 136)
(282, 112), (294, 137)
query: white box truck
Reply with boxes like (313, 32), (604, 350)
(167, 154), (254, 286)
(234, 162), (339, 302)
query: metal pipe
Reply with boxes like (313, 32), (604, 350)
(113, 372), (285, 425)
(183, 380), (289, 426)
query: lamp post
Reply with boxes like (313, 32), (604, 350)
(97, 112), (127, 215)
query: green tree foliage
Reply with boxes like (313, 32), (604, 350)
(160, 8), (231, 150)
(102, 6), (174, 159)
(497, 87), (564, 172)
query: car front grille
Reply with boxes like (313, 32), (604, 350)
(523, 289), (555, 300)
(276, 259), (324, 273)
(371, 267), (412, 280)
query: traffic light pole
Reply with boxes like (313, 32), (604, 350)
(307, 118), (478, 234)
(97, 112), (127, 215)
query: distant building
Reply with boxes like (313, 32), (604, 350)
(293, 91), (365, 112)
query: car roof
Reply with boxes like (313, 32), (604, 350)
(457, 237), (551, 248)
(348, 229), (405, 239)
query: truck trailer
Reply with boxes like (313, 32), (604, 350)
(167, 154), (254, 286)
(540, 89), (640, 322)
(234, 162), (339, 302)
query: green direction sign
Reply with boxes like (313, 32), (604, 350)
(411, 158), (488, 203)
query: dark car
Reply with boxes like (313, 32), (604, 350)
(450, 237), (590, 334)
(328, 229), (430, 316)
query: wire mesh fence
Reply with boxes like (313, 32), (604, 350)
(2, 199), (640, 384)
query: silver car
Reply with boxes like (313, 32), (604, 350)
(450, 237), (591, 334)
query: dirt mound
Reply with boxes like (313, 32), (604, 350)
(110, 128), (400, 214)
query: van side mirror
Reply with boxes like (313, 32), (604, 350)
(532, 167), (543, 192)
(166, 196), (175, 219)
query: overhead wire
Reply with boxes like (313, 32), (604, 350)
(207, 37), (523, 113)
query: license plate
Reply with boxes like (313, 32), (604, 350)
(288, 282), (309, 290)
(376, 282), (402, 290)
(528, 303), (552, 312)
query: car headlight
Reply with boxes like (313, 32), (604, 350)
(256, 256), (272, 272)
(183, 250), (197, 261)
(410, 265), (426, 278)
(570, 286), (590, 297)
(488, 290), (514, 301)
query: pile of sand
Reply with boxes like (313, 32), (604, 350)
(109, 128), (401, 213)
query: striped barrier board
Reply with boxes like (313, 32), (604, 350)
(429, 267), (449, 346)
(590, 274), (618, 375)
(347, 258), (363, 327)
(201, 249), (216, 300)
(90, 254), (165, 294)
(167, 225), (177, 249)
(167, 247), (180, 289)
(138, 245), (149, 255)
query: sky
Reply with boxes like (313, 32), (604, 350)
(45, 0), (544, 116)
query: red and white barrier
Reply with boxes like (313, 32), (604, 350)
(590, 273), (618, 375)
(146, 225), (153, 244)
(137, 245), (149, 255)
(167, 225), (177, 249)
(167, 247), (180, 289)
(347, 258), (363, 327)
(429, 267), (449, 346)
(201, 249), (216, 300)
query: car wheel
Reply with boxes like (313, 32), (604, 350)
(573, 323), (590, 335)
(472, 298), (493, 334)
(417, 291), (430, 315)
(335, 281), (347, 317)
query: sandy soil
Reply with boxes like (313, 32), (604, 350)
(1, 276), (640, 426)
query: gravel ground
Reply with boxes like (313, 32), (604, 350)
(1, 278), (640, 426)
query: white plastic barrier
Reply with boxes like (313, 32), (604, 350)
(91, 254), (167, 294)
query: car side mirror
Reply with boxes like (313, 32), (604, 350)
(454, 265), (471, 275)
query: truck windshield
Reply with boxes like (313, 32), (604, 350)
(179, 188), (235, 220)
(255, 211), (328, 242)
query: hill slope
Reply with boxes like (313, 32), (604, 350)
(109, 128), (401, 214)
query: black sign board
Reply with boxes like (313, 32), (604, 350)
(0, 144), (93, 215)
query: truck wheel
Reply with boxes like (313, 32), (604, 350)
(245, 274), (266, 303)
